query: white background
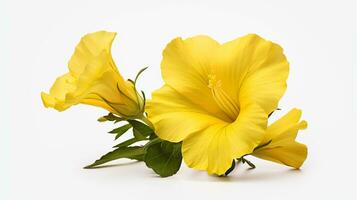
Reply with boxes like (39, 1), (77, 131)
(1, 0), (356, 199)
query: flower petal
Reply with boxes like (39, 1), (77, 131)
(161, 36), (231, 122)
(227, 104), (268, 158)
(146, 85), (226, 142)
(182, 104), (267, 175)
(41, 73), (76, 111)
(68, 31), (119, 78)
(68, 52), (123, 102)
(182, 124), (231, 175)
(260, 108), (307, 146)
(213, 34), (289, 114)
(253, 142), (307, 169)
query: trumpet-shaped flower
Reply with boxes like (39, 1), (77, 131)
(252, 108), (308, 168)
(146, 34), (289, 175)
(41, 31), (144, 119)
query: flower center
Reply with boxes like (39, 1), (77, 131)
(208, 74), (240, 121)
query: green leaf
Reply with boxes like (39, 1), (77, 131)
(128, 120), (154, 139)
(144, 141), (182, 177)
(149, 132), (158, 140)
(84, 146), (146, 169)
(224, 160), (236, 176)
(108, 124), (132, 140)
(144, 137), (162, 149)
(113, 137), (148, 148)
(133, 129), (146, 140)
(127, 154), (145, 161)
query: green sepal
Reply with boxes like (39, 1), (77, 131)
(97, 116), (108, 122)
(239, 157), (256, 169)
(144, 141), (182, 177)
(134, 67), (148, 85)
(84, 146), (146, 169)
(224, 160), (236, 176)
(128, 120), (154, 139)
(268, 108), (281, 118)
(108, 124), (132, 140)
(98, 113), (123, 123)
(253, 140), (272, 151)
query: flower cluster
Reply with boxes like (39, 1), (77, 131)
(41, 31), (307, 177)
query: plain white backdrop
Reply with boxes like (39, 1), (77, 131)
(1, 0), (356, 199)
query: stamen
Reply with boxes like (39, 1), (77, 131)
(208, 74), (240, 121)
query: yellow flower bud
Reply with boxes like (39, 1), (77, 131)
(252, 108), (308, 169)
(41, 31), (144, 119)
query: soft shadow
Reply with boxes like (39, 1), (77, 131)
(183, 165), (239, 182)
(185, 166), (303, 182)
(231, 168), (303, 182)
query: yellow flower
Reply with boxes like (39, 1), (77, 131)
(252, 108), (308, 169)
(41, 31), (144, 119)
(146, 34), (289, 175)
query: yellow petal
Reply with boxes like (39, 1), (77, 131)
(68, 52), (122, 103)
(182, 124), (232, 175)
(68, 31), (119, 78)
(160, 36), (231, 122)
(252, 108), (308, 168)
(213, 34), (289, 114)
(227, 104), (268, 158)
(41, 73), (76, 111)
(260, 108), (306, 145)
(146, 85), (226, 142)
(253, 142), (307, 169)
(182, 104), (267, 175)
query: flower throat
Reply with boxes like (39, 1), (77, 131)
(208, 74), (240, 122)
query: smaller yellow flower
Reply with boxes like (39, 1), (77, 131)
(252, 108), (308, 169)
(41, 31), (144, 119)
